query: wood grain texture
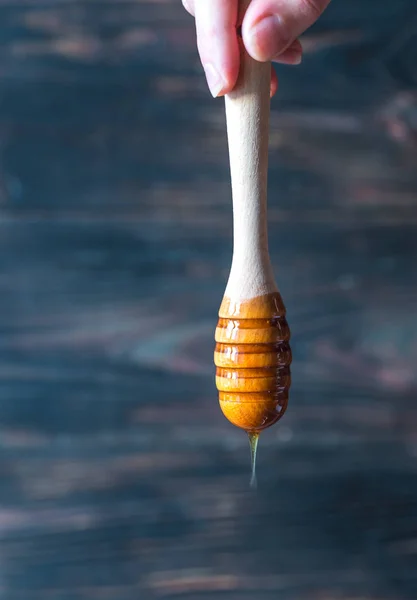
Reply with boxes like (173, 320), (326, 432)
(0, 0), (417, 599)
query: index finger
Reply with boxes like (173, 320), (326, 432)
(193, 0), (240, 97)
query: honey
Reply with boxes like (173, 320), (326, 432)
(214, 292), (291, 433)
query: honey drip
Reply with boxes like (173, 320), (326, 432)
(248, 431), (259, 489)
(214, 292), (292, 485)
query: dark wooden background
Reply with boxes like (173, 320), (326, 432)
(1, 1), (417, 598)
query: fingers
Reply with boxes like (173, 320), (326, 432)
(273, 38), (302, 64)
(242, 0), (331, 61)
(193, 0), (240, 97)
(270, 66), (278, 97)
(182, 0), (310, 98)
(182, 0), (195, 16)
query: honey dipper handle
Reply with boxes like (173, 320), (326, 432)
(224, 2), (276, 300)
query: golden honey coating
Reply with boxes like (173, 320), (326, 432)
(214, 292), (291, 432)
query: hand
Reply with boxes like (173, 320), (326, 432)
(182, 0), (331, 97)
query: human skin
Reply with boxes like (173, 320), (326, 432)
(182, 0), (331, 97)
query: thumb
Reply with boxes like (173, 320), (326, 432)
(242, 0), (331, 62)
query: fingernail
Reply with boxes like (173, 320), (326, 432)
(248, 15), (290, 62)
(284, 51), (302, 65)
(290, 53), (302, 65)
(203, 63), (224, 98)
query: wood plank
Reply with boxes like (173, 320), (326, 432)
(0, 1), (416, 598)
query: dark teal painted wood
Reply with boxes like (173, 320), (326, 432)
(0, 1), (416, 598)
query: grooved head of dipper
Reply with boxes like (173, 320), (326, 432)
(214, 292), (292, 432)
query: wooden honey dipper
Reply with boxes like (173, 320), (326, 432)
(214, 0), (292, 485)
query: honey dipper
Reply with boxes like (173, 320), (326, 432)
(214, 0), (292, 486)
